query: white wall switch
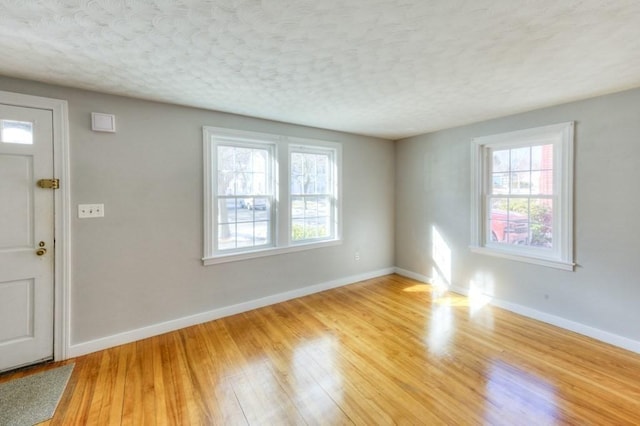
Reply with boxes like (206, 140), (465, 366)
(78, 203), (104, 218)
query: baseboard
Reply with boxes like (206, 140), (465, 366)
(393, 267), (640, 355)
(393, 267), (431, 284)
(67, 267), (395, 358)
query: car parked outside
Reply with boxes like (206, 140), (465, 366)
(243, 198), (267, 210)
(490, 210), (529, 244)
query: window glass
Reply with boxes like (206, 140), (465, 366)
(488, 144), (554, 249)
(1, 120), (33, 145)
(215, 144), (273, 252)
(290, 149), (336, 243)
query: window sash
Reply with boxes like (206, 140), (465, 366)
(211, 139), (276, 254)
(289, 147), (337, 244)
(482, 142), (560, 255)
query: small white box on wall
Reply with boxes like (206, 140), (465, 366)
(91, 112), (116, 132)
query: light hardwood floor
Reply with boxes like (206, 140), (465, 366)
(3, 274), (640, 425)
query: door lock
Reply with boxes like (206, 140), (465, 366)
(37, 179), (59, 189)
(36, 241), (47, 256)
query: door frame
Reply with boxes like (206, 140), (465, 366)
(0, 89), (71, 362)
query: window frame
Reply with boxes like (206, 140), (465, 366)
(470, 122), (575, 271)
(288, 143), (339, 245)
(214, 140), (276, 254)
(203, 127), (342, 265)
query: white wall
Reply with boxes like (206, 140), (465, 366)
(396, 88), (640, 347)
(0, 76), (395, 350)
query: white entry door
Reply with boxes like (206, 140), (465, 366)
(0, 103), (55, 372)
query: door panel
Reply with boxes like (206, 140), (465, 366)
(0, 104), (54, 372)
(0, 279), (34, 343)
(0, 155), (34, 248)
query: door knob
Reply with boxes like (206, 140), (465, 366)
(36, 241), (47, 256)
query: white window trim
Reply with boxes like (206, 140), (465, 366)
(203, 127), (342, 265)
(470, 122), (575, 271)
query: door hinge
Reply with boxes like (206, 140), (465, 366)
(37, 178), (60, 189)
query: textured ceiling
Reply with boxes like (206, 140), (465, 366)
(1, 1), (640, 139)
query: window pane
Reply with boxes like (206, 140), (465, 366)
(292, 196), (304, 218)
(237, 200), (253, 222)
(236, 222), (255, 248)
(489, 198), (508, 242)
(510, 147), (531, 171)
(304, 155), (317, 176)
(234, 172), (248, 195)
(305, 174), (317, 194)
(531, 144), (553, 170)
(291, 153), (303, 175)
(1, 120), (33, 145)
(489, 198), (529, 245)
(529, 199), (553, 247)
(490, 197), (508, 212)
(317, 217), (331, 238)
(218, 224), (236, 250)
(492, 173), (509, 194)
(251, 172), (266, 195)
(510, 171), (531, 194)
(317, 154), (328, 174)
(317, 174), (328, 193)
(234, 148), (251, 171)
(254, 221), (269, 246)
(506, 199), (529, 245)
(217, 199), (236, 223)
(304, 196), (318, 217)
(218, 146), (234, 172)
(318, 196), (330, 217)
(531, 170), (553, 195)
(304, 218), (320, 238)
(292, 219), (305, 241)
(253, 198), (269, 221)
(218, 171), (234, 194)
(291, 174), (304, 194)
(492, 150), (509, 172)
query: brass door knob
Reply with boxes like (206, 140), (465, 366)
(36, 242), (47, 256)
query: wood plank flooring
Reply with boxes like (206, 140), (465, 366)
(3, 274), (640, 425)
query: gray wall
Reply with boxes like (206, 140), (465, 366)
(0, 76), (395, 345)
(4, 72), (639, 349)
(396, 88), (640, 342)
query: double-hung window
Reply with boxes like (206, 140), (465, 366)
(470, 122), (574, 270)
(290, 145), (337, 243)
(215, 142), (275, 252)
(203, 127), (341, 264)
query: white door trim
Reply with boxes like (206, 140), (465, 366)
(0, 89), (71, 361)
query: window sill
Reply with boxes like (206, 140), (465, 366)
(203, 239), (342, 265)
(470, 246), (575, 271)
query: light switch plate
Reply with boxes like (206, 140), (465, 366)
(91, 112), (116, 132)
(78, 203), (104, 218)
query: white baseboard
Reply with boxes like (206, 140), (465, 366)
(67, 267), (395, 358)
(393, 267), (640, 355)
(393, 267), (431, 284)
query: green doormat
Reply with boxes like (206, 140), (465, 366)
(0, 363), (74, 426)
